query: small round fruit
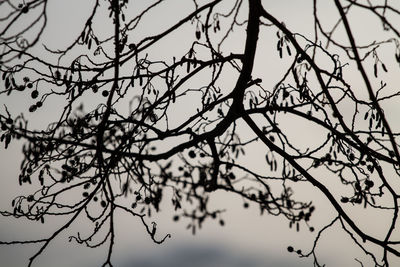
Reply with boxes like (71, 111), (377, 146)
(188, 150), (196, 158)
(31, 90), (39, 99)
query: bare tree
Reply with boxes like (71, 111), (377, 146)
(1, 0), (400, 266)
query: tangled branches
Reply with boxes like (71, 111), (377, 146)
(1, 0), (400, 266)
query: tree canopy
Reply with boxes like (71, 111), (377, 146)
(1, 0), (400, 266)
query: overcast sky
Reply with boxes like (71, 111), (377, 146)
(1, 0), (400, 266)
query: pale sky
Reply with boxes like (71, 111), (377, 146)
(1, 0), (400, 266)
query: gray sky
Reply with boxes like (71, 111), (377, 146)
(1, 0), (400, 266)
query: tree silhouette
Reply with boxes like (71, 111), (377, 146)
(1, 0), (400, 266)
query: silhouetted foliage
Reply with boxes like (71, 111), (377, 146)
(1, 0), (400, 266)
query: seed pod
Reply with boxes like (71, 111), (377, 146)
(396, 53), (400, 63)
(29, 105), (37, 112)
(84, 31), (90, 44)
(5, 77), (10, 89)
(186, 61), (191, 73)
(286, 45), (291, 56)
(137, 68), (142, 86)
(382, 63), (387, 72)
(5, 134), (11, 149)
(31, 90), (39, 99)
